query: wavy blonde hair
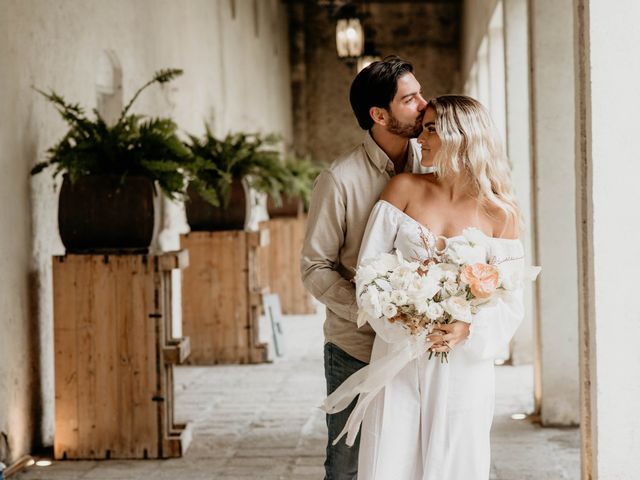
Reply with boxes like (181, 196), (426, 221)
(428, 95), (520, 225)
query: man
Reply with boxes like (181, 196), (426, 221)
(301, 56), (429, 479)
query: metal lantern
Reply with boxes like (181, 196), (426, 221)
(336, 17), (364, 58)
(357, 54), (381, 72)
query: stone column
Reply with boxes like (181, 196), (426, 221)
(465, 63), (479, 98)
(528, 0), (580, 425)
(503, 0), (535, 366)
(487, 1), (507, 142)
(476, 38), (491, 107)
(575, 0), (640, 476)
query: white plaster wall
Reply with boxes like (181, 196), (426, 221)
(0, 39), (38, 460)
(581, 0), (640, 475)
(529, 0), (580, 425)
(0, 0), (292, 461)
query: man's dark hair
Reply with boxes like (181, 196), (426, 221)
(349, 55), (414, 130)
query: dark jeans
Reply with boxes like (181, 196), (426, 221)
(324, 342), (368, 480)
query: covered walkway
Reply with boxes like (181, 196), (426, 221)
(18, 312), (578, 480)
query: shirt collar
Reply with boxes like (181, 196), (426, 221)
(363, 131), (422, 175)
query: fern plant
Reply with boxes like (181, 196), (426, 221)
(31, 68), (191, 199)
(186, 126), (289, 208)
(279, 154), (322, 208)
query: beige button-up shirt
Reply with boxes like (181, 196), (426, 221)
(301, 132), (427, 363)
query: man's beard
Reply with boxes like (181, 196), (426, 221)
(387, 111), (424, 138)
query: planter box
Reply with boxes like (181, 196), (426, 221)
(180, 230), (269, 364)
(259, 216), (315, 315)
(53, 251), (191, 459)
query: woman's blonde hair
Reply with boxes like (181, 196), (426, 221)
(428, 95), (521, 225)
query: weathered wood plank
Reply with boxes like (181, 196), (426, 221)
(92, 255), (119, 458)
(260, 217), (315, 315)
(53, 253), (189, 459)
(53, 256), (80, 460)
(180, 231), (269, 364)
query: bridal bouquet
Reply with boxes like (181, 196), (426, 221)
(355, 228), (535, 361)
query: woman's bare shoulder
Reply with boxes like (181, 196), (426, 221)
(380, 173), (430, 211)
(485, 203), (520, 240)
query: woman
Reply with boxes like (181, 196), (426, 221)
(322, 95), (526, 479)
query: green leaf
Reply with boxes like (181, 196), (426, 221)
(31, 68), (189, 199)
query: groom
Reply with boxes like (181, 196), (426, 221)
(301, 56), (429, 479)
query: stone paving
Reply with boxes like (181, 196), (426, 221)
(17, 311), (579, 479)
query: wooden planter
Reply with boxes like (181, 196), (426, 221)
(58, 175), (159, 253)
(266, 196), (303, 218)
(53, 251), (191, 459)
(180, 230), (269, 364)
(259, 216), (315, 315)
(185, 179), (248, 231)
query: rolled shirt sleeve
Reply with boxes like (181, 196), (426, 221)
(301, 171), (359, 323)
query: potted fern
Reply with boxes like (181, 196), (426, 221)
(185, 128), (288, 231)
(31, 69), (190, 252)
(267, 154), (322, 217)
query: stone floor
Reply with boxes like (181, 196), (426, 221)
(17, 311), (579, 480)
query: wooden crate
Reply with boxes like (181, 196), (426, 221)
(260, 216), (315, 315)
(180, 231), (268, 365)
(53, 251), (191, 460)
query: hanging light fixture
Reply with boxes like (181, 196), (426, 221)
(357, 54), (380, 72)
(335, 3), (364, 59)
(356, 39), (381, 72)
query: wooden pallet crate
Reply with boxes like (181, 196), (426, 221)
(259, 216), (315, 315)
(180, 230), (268, 365)
(52, 251), (191, 460)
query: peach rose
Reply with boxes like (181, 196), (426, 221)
(461, 263), (500, 299)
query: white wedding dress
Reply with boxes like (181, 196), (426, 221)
(324, 200), (526, 480)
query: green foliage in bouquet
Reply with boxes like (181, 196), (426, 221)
(31, 68), (191, 199)
(186, 126), (289, 208)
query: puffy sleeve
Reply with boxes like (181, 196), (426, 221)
(461, 242), (526, 360)
(355, 201), (407, 344)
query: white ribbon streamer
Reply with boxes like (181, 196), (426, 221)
(320, 333), (432, 446)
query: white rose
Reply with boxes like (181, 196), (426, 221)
(382, 302), (398, 318)
(361, 286), (382, 318)
(462, 227), (489, 247)
(389, 260), (420, 287)
(390, 290), (409, 306)
(371, 253), (399, 275)
(426, 263), (458, 283)
(447, 243), (487, 265)
(389, 269), (413, 290)
(408, 275), (440, 302)
(356, 264), (378, 288)
(442, 295), (472, 323)
(443, 279), (460, 296)
(415, 300), (430, 315)
(425, 302), (445, 321)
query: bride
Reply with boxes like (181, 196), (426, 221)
(323, 95), (526, 480)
